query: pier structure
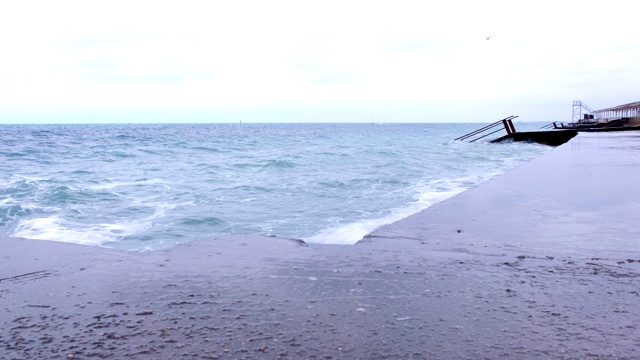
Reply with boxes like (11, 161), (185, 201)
(547, 100), (640, 131)
(456, 100), (640, 145)
(593, 101), (640, 121)
(455, 115), (577, 146)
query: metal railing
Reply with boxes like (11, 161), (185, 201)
(455, 116), (518, 142)
(572, 100), (599, 122)
(540, 118), (628, 130)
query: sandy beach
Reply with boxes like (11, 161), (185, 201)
(2, 132), (640, 359)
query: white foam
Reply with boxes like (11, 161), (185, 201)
(304, 188), (464, 245)
(85, 178), (171, 190)
(13, 216), (129, 246)
(12, 201), (181, 246)
(303, 171), (504, 246)
(12, 174), (49, 183)
(0, 197), (61, 212)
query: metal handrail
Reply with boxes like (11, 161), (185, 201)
(455, 116), (518, 142)
(573, 100), (596, 114)
(469, 128), (506, 142)
(454, 121), (503, 141)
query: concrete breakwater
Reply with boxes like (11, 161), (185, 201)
(2, 132), (639, 359)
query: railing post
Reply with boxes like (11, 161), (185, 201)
(502, 120), (512, 134)
(508, 119), (516, 133)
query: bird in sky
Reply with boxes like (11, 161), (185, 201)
(486, 35), (492, 40)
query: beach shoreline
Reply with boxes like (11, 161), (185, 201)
(2, 132), (640, 359)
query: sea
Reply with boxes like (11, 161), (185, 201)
(0, 122), (551, 251)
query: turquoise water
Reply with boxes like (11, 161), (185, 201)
(0, 123), (551, 251)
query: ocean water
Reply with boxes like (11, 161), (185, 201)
(0, 122), (551, 251)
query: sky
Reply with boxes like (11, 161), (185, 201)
(1, 0), (639, 123)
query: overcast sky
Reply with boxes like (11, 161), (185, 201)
(1, 0), (638, 123)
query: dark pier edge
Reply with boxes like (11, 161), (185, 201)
(2, 132), (640, 358)
(491, 129), (578, 146)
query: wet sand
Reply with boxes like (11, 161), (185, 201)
(2, 132), (640, 359)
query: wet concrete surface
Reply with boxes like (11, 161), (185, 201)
(2, 132), (640, 359)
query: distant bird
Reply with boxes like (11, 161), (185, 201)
(486, 35), (492, 40)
